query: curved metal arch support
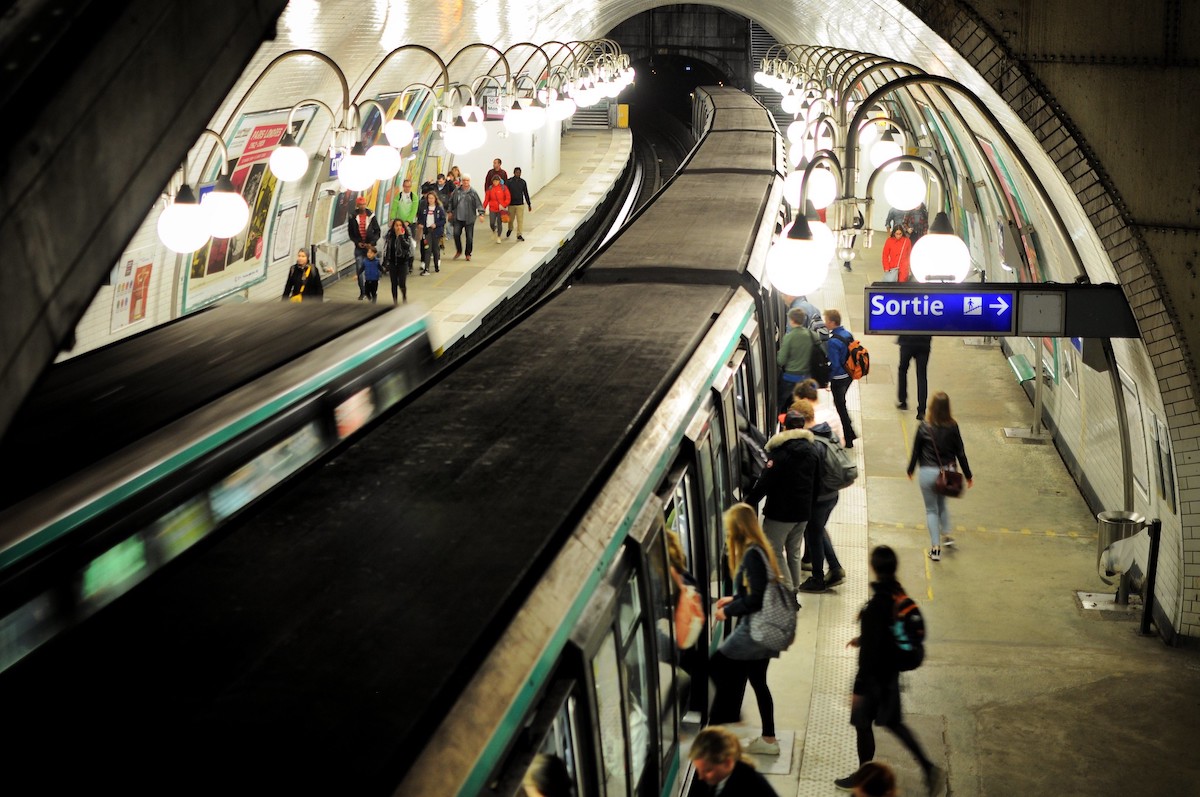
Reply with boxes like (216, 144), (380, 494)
(446, 42), (513, 91)
(845, 73), (1087, 278)
(798, 148), (845, 208)
(223, 49), (351, 134)
(356, 43), (450, 107)
(498, 41), (554, 82)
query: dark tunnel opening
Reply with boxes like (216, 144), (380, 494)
(623, 54), (729, 126)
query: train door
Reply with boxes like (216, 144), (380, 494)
(714, 359), (743, 501)
(738, 317), (767, 433)
(681, 405), (726, 658)
(569, 516), (679, 797)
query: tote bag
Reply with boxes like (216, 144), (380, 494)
(745, 548), (800, 653)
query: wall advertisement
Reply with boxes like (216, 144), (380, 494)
(110, 248), (155, 333)
(181, 106), (315, 312)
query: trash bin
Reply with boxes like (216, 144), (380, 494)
(1096, 510), (1144, 569)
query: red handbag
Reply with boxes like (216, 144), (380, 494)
(672, 568), (704, 649)
(928, 425), (965, 497)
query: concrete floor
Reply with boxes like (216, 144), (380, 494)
(736, 240), (1200, 796)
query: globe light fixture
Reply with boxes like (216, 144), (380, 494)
(366, 142), (403, 180)
(857, 119), (880, 150)
(786, 118), (807, 145)
(443, 116), (473, 155)
(783, 169), (806, 207)
(504, 99), (529, 133)
(780, 87), (802, 115)
(525, 96), (548, 129)
(910, 211), (971, 282)
(766, 216), (832, 296)
(870, 128), (903, 169)
(384, 118), (415, 149)
(548, 92), (576, 121)
(338, 141), (375, 191)
(268, 132), (309, 181)
(883, 162), (926, 210)
(200, 174), (251, 238)
(157, 184), (210, 253)
(806, 166), (838, 210)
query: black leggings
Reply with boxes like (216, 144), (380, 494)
(709, 652), (774, 736)
(854, 716), (932, 773)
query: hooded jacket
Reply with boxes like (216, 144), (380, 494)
(855, 579), (907, 692)
(747, 427), (823, 522)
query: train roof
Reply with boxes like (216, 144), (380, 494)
(0, 282), (735, 792)
(0, 303), (392, 508)
(688, 130), (785, 174)
(583, 171), (780, 283)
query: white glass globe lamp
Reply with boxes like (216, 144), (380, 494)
(780, 87), (802, 115)
(366, 143), (402, 180)
(910, 211), (971, 283)
(883, 163), (926, 211)
(157, 184), (210, 253)
(201, 174), (251, 238)
(268, 133), (308, 181)
(384, 118), (415, 149)
(461, 104), (484, 125)
(549, 93), (576, 121)
(443, 116), (473, 155)
(754, 70), (767, 86)
(856, 119), (879, 151)
(783, 169), (805, 207)
(806, 167), (838, 210)
(870, 129), (903, 170)
(338, 141), (375, 191)
(504, 100), (529, 133)
(766, 217), (833, 296)
(786, 118), (807, 145)
(525, 97), (547, 130)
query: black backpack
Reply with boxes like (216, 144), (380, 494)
(891, 591), (926, 671)
(739, 425), (769, 494)
(808, 328), (832, 388)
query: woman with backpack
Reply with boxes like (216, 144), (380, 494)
(788, 398), (848, 592)
(906, 391), (973, 561)
(710, 503), (785, 756)
(835, 545), (943, 794)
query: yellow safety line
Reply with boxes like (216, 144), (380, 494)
(869, 520), (1095, 539)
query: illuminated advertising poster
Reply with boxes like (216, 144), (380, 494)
(110, 248), (155, 333)
(183, 106), (315, 312)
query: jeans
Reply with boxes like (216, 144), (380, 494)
(830, 376), (856, 443)
(918, 465), (949, 546)
(354, 247), (368, 297)
(898, 345), (930, 415)
(489, 210), (505, 238)
(763, 517), (806, 590)
(422, 228), (441, 271)
(452, 219), (476, 255)
(809, 494), (841, 575)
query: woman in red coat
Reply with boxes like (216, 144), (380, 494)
(881, 226), (913, 282)
(483, 175), (511, 244)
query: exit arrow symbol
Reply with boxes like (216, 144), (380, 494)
(989, 296), (1010, 314)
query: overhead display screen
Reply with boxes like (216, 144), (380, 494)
(865, 288), (1018, 336)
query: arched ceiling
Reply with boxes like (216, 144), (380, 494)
(0, 0), (1146, 437)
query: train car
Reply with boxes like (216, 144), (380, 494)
(0, 303), (434, 674)
(0, 88), (784, 797)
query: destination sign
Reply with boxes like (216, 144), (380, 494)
(865, 288), (1017, 336)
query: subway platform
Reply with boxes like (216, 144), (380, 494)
(322, 128), (631, 352)
(737, 239), (1200, 796)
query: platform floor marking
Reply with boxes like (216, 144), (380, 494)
(870, 520), (1095, 540)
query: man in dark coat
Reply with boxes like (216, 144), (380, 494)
(747, 410), (823, 591)
(689, 727), (778, 797)
(896, 334), (932, 420)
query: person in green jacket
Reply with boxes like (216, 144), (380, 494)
(777, 307), (815, 413)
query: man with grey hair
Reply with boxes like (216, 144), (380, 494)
(447, 175), (485, 261)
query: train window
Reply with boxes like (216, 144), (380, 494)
(622, 624), (653, 788)
(618, 574), (642, 646)
(663, 473), (698, 574)
(593, 631), (628, 796)
(744, 319), (766, 430)
(532, 693), (584, 797)
(643, 532), (679, 772)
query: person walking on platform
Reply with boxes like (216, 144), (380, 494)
(280, 248), (323, 302)
(748, 411), (822, 592)
(841, 761), (898, 797)
(903, 202), (929, 243)
(448, 175), (484, 261)
(389, 178), (419, 272)
(484, 175), (511, 244)
(505, 167), (532, 240)
(790, 398), (846, 591)
(709, 504), (786, 757)
(825, 309), (858, 448)
(416, 191), (446, 275)
(360, 244), (381, 303)
(906, 392), (973, 561)
(896, 334), (932, 419)
(836, 546), (944, 795)
(484, 157), (508, 188)
(689, 727), (779, 796)
(348, 196), (380, 300)
(776, 308), (815, 414)
(383, 219), (413, 304)
(881, 226), (912, 283)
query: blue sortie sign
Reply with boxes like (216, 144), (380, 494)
(865, 288), (1017, 335)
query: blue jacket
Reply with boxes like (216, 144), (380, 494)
(828, 326), (852, 379)
(361, 256), (381, 281)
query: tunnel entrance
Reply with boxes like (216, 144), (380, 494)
(624, 54), (727, 124)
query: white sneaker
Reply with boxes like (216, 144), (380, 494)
(941, 535), (956, 547)
(742, 736), (780, 756)
(929, 547), (942, 562)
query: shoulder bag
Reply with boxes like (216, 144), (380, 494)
(671, 568), (704, 650)
(928, 425), (965, 497)
(746, 547), (800, 653)
(290, 266), (311, 303)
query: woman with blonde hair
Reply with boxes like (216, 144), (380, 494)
(710, 502), (786, 756)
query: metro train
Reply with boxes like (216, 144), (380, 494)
(0, 87), (787, 797)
